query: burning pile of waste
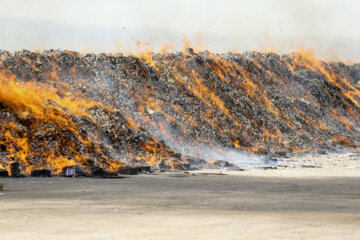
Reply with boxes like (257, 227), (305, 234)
(0, 48), (359, 176)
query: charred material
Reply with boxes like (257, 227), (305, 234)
(137, 166), (151, 173)
(10, 162), (21, 177)
(0, 169), (8, 177)
(118, 167), (139, 175)
(90, 166), (108, 177)
(30, 169), (51, 177)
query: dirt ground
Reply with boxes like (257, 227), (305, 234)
(1, 167), (360, 240)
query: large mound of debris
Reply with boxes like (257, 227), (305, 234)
(0, 49), (359, 175)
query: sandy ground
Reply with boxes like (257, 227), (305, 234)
(1, 164), (360, 240)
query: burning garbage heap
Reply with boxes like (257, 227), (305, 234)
(0, 49), (359, 176)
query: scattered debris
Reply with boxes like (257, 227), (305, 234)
(317, 149), (328, 155)
(301, 165), (322, 168)
(212, 160), (232, 168)
(192, 172), (228, 176)
(257, 166), (278, 170)
(167, 173), (190, 177)
(275, 152), (289, 158)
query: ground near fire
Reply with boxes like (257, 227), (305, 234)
(0, 48), (360, 239)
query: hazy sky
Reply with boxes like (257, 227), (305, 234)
(0, 0), (359, 60)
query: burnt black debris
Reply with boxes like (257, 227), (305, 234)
(0, 169), (8, 177)
(137, 166), (151, 173)
(0, 49), (359, 174)
(30, 169), (52, 177)
(118, 167), (139, 175)
(10, 162), (21, 177)
(90, 166), (108, 177)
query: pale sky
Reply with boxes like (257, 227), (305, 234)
(0, 0), (359, 60)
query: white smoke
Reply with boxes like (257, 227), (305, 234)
(147, 119), (272, 168)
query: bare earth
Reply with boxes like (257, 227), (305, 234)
(1, 158), (360, 239)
